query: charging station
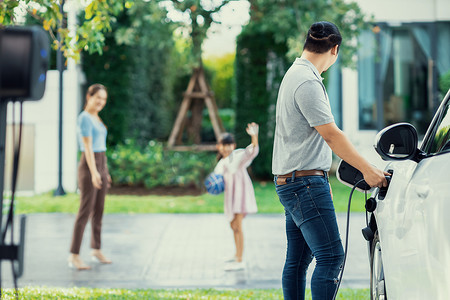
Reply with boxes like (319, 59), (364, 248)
(334, 159), (392, 299)
(0, 25), (49, 290)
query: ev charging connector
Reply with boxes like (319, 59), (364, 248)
(333, 160), (391, 300)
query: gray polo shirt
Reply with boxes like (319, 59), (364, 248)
(272, 58), (334, 175)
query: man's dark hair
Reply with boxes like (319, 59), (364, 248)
(303, 21), (342, 54)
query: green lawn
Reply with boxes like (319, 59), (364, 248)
(9, 180), (371, 300)
(1, 287), (370, 299)
(14, 176), (370, 214)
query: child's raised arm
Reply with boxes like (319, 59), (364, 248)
(246, 122), (259, 148)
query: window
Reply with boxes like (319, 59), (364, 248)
(357, 22), (450, 133)
(327, 58), (342, 129)
(424, 99), (450, 155)
(384, 28), (430, 134)
(358, 30), (377, 129)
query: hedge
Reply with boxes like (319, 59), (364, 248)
(235, 30), (288, 179)
(107, 140), (217, 189)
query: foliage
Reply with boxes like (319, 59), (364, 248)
(118, 0), (176, 143)
(164, 1), (241, 146)
(16, 176), (367, 214)
(170, 33), (199, 121)
(439, 70), (450, 94)
(245, 0), (371, 68)
(82, 1), (175, 146)
(235, 31), (288, 178)
(82, 33), (132, 146)
(166, 0), (237, 66)
(201, 108), (236, 142)
(431, 125), (450, 153)
(0, 287), (370, 299)
(204, 53), (236, 108)
(234, 0), (369, 178)
(0, 0), (132, 61)
(106, 140), (217, 189)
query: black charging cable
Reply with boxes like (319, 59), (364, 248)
(0, 101), (23, 300)
(332, 178), (367, 300)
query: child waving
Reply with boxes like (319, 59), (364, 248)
(214, 122), (259, 271)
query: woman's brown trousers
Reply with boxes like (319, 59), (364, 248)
(70, 152), (108, 254)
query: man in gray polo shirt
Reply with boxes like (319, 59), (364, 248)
(272, 21), (388, 300)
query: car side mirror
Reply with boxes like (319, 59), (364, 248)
(374, 123), (419, 161)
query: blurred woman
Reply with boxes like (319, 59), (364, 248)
(68, 84), (112, 270)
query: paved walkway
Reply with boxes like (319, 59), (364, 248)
(1, 213), (371, 290)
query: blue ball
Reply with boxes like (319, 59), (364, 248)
(204, 173), (225, 195)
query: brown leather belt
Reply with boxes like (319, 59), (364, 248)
(276, 170), (325, 185)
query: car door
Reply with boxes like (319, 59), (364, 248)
(407, 94), (450, 300)
(375, 91), (450, 300)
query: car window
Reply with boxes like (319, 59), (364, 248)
(426, 101), (450, 154)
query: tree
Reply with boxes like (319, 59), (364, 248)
(82, 0), (176, 146)
(235, 0), (370, 178)
(165, 0), (238, 145)
(116, 0), (176, 144)
(245, 0), (370, 67)
(0, 0), (132, 61)
(168, 0), (236, 67)
(235, 31), (288, 178)
(204, 53), (235, 108)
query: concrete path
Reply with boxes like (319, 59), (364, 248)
(1, 212), (371, 290)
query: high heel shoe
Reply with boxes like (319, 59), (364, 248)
(91, 249), (112, 264)
(68, 254), (91, 270)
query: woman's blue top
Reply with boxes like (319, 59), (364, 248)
(77, 111), (107, 152)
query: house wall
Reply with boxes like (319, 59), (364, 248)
(356, 0), (450, 22)
(340, 0), (450, 170)
(4, 3), (83, 195)
(5, 69), (82, 194)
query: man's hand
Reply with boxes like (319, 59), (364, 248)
(362, 165), (390, 188)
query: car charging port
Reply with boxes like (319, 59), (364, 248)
(377, 171), (393, 200)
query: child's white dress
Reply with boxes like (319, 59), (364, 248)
(214, 144), (259, 221)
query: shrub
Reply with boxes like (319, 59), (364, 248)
(107, 140), (217, 189)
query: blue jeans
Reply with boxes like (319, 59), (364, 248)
(275, 174), (344, 300)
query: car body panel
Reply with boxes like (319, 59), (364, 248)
(375, 153), (450, 299)
(371, 90), (450, 299)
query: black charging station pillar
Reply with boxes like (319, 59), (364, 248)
(0, 101), (27, 278)
(0, 25), (50, 279)
(0, 101), (7, 230)
(54, 0), (66, 196)
(0, 101), (6, 279)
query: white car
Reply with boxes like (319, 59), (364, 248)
(368, 89), (450, 300)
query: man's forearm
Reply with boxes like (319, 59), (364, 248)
(321, 127), (372, 174)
